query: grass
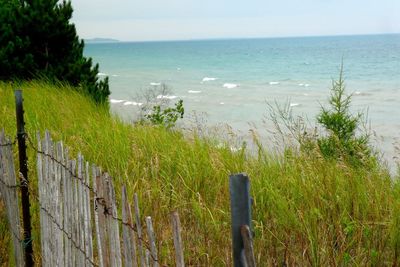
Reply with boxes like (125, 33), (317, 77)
(0, 81), (399, 266)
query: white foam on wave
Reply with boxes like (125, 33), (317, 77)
(353, 91), (371, 96)
(269, 81), (280, 85)
(290, 103), (300, 107)
(202, 77), (217, 82)
(110, 99), (125, 104)
(150, 82), (161, 86)
(123, 101), (143, 106)
(188, 90), (201, 94)
(299, 83), (310, 87)
(157, 95), (178, 100)
(97, 72), (107, 76)
(111, 74), (119, 77)
(223, 83), (239, 89)
(220, 102), (225, 105)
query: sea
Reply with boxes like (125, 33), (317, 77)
(84, 34), (400, 170)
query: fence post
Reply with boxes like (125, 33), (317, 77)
(230, 173), (252, 267)
(15, 89), (34, 267)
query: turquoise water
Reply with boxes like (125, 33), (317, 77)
(84, 34), (400, 166)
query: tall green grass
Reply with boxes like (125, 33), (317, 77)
(0, 81), (399, 266)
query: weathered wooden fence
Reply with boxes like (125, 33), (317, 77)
(0, 131), (25, 267)
(0, 90), (256, 267)
(1, 130), (256, 267)
(0, 131), (186, 267)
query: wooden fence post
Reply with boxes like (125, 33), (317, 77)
(15, 90), (34, 267)
(229, 173), (253, 267)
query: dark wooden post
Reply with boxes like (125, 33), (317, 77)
(230, 173), (252, 267)
(15, 90), (34, 267)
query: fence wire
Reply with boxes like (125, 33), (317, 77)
(0, 138), (27, 266)
(0, 175), (25, 246)
(24, 133), (166, 266)
(31, 191), (100, 267)
(1, 134), (168, 266)
(0, 138), (17, 147)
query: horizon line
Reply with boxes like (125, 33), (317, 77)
(84, 32), (400, 44)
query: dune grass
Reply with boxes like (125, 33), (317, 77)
(0, 81), (399, 266)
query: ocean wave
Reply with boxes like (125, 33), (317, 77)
(298, 83), (310, 87)
(188, 90), (202, 94)
(354, 91), (371, 96)
(269, 81), (280, 85)
(202, 77), (217, 82)
(110, 99), (143, 106)
(290, 103), (300, 107)
(97, 72), (107, 76)
(220, 102), (225, 105)
(123, 101), (143, 106)
(157, 95), (178, 100)
(110, 99), (125, 103)
(223, 83), (239, 89)
(150, 82), (161, 86)
(111, 74), (119, 77)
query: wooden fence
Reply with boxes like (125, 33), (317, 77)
(0, 131), (186, 267)
(1, 129), (256, 267)
(1, 90), (256, 266)
(0, 131), (25, 267)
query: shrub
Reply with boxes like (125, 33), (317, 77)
(266, 64), (375, 168)
(145, 99), (184, 128)
(316, 65), (373, 166)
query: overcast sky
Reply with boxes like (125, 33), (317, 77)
(71, 0), (400, 41)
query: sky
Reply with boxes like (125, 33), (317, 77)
(71, 0), (400, 42)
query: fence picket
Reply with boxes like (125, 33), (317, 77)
(134, 193), (146, 267)
(106, 174), (122, 267)
(0, 131), (25, 267)
(171, 211), (185, 267)
(122, 185), (138, 267)
(77, 153), (86, 266)
(85, 161), (94, 265)
(71, 159), (78, 266)
(43, 132), (51, 266)
(63, 146), (71, 267)
(1, 130), (191, 266)
(66, 149), (74, 267)
(146, 216), (159, 267)
(93, 166), (104, 267)
(55, 142), (64, 267)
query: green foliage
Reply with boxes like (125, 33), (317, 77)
(145, 99), (184, 128)
(316, 65), (372, 166)
(0, 81), (398, 266)
(0, 0), (110, 104)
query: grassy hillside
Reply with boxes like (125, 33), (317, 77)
(0, 81), (399, 266)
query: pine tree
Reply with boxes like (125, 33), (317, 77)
(0, 0), (110, 104)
